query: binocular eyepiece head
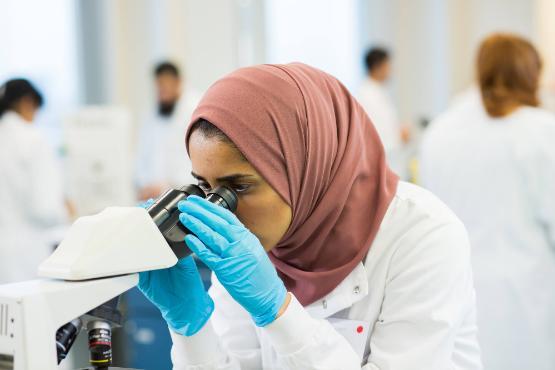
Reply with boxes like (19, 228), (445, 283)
(146, 184), (238, 259)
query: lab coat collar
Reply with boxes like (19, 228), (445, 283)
(361, 77), (383, 90)
(1, 111), (27, 126)
(304, 262), (369, 319)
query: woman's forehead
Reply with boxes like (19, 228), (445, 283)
(189, 132), (255, 178)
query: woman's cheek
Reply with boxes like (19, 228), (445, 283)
(235, 200), (262, 233)
(239, 207), (276, 247)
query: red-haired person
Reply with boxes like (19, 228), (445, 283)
(421, 34), (555, 370)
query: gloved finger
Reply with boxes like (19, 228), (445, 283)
(175, 255), (198, 270)
(178, 200), (237, 242)
(179, 213), (227, 255)
(138, 198), (155, 209)
(186, 195), (244, 227)
(185, 234), (220, 270)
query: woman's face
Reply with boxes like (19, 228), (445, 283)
(15, 96), (39, 123)
(188, 130), (292, 251)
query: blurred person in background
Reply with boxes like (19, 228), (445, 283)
(420, 34), (555, 370)
(0, 78), (67, 283)
(135, 61), (201, 201)
(358, 47), (409, 177)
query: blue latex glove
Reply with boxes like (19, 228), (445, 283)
(139, 198), (155, 208)
(178, 195), (287, 327)
(137, 201), (214, 336)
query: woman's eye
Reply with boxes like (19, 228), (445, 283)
(232, 184), (250, 193)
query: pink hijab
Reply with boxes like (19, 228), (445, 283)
(187, 63), (398, 306)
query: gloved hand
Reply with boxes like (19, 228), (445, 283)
(138, 198), (155, 209)
(137, 200), (214, 337)
(178, 195), (288, 327)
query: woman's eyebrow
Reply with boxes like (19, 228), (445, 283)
(191, 172), (256, 182)
(217, 174), (257, 182)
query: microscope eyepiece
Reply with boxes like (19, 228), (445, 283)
(147, 184), (205, 227)
(147, 185), (238, 259)
(206, 186), (238, 212)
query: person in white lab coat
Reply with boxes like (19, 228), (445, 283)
(0, 79), (66, 283)
(420, 34), (555, 370)
(358, 47), (408, 176)
(138, 63), (482, 369)
(135, 61), (200, 200)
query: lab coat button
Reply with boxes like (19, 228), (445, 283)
(322, 299), (327, 309)
(353, 286), (360, 294)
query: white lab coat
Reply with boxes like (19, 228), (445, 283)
(446, 86), (481, 116)
(419, 103), (555, 370)
(0, 112), (66, 283)
(135, 89), (201, 190)
(357, 78), (404, 176)
(357, 78), (401, 152)
(169, 181), (482, 369)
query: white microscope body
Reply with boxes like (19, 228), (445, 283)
(0, 207), (178, 370)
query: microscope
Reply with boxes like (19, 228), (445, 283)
(0, 185), (237, 370)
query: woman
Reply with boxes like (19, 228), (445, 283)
(420, 34), (555, 370)
(139, 63), (482, 369)
(0, 78), (67, 283)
